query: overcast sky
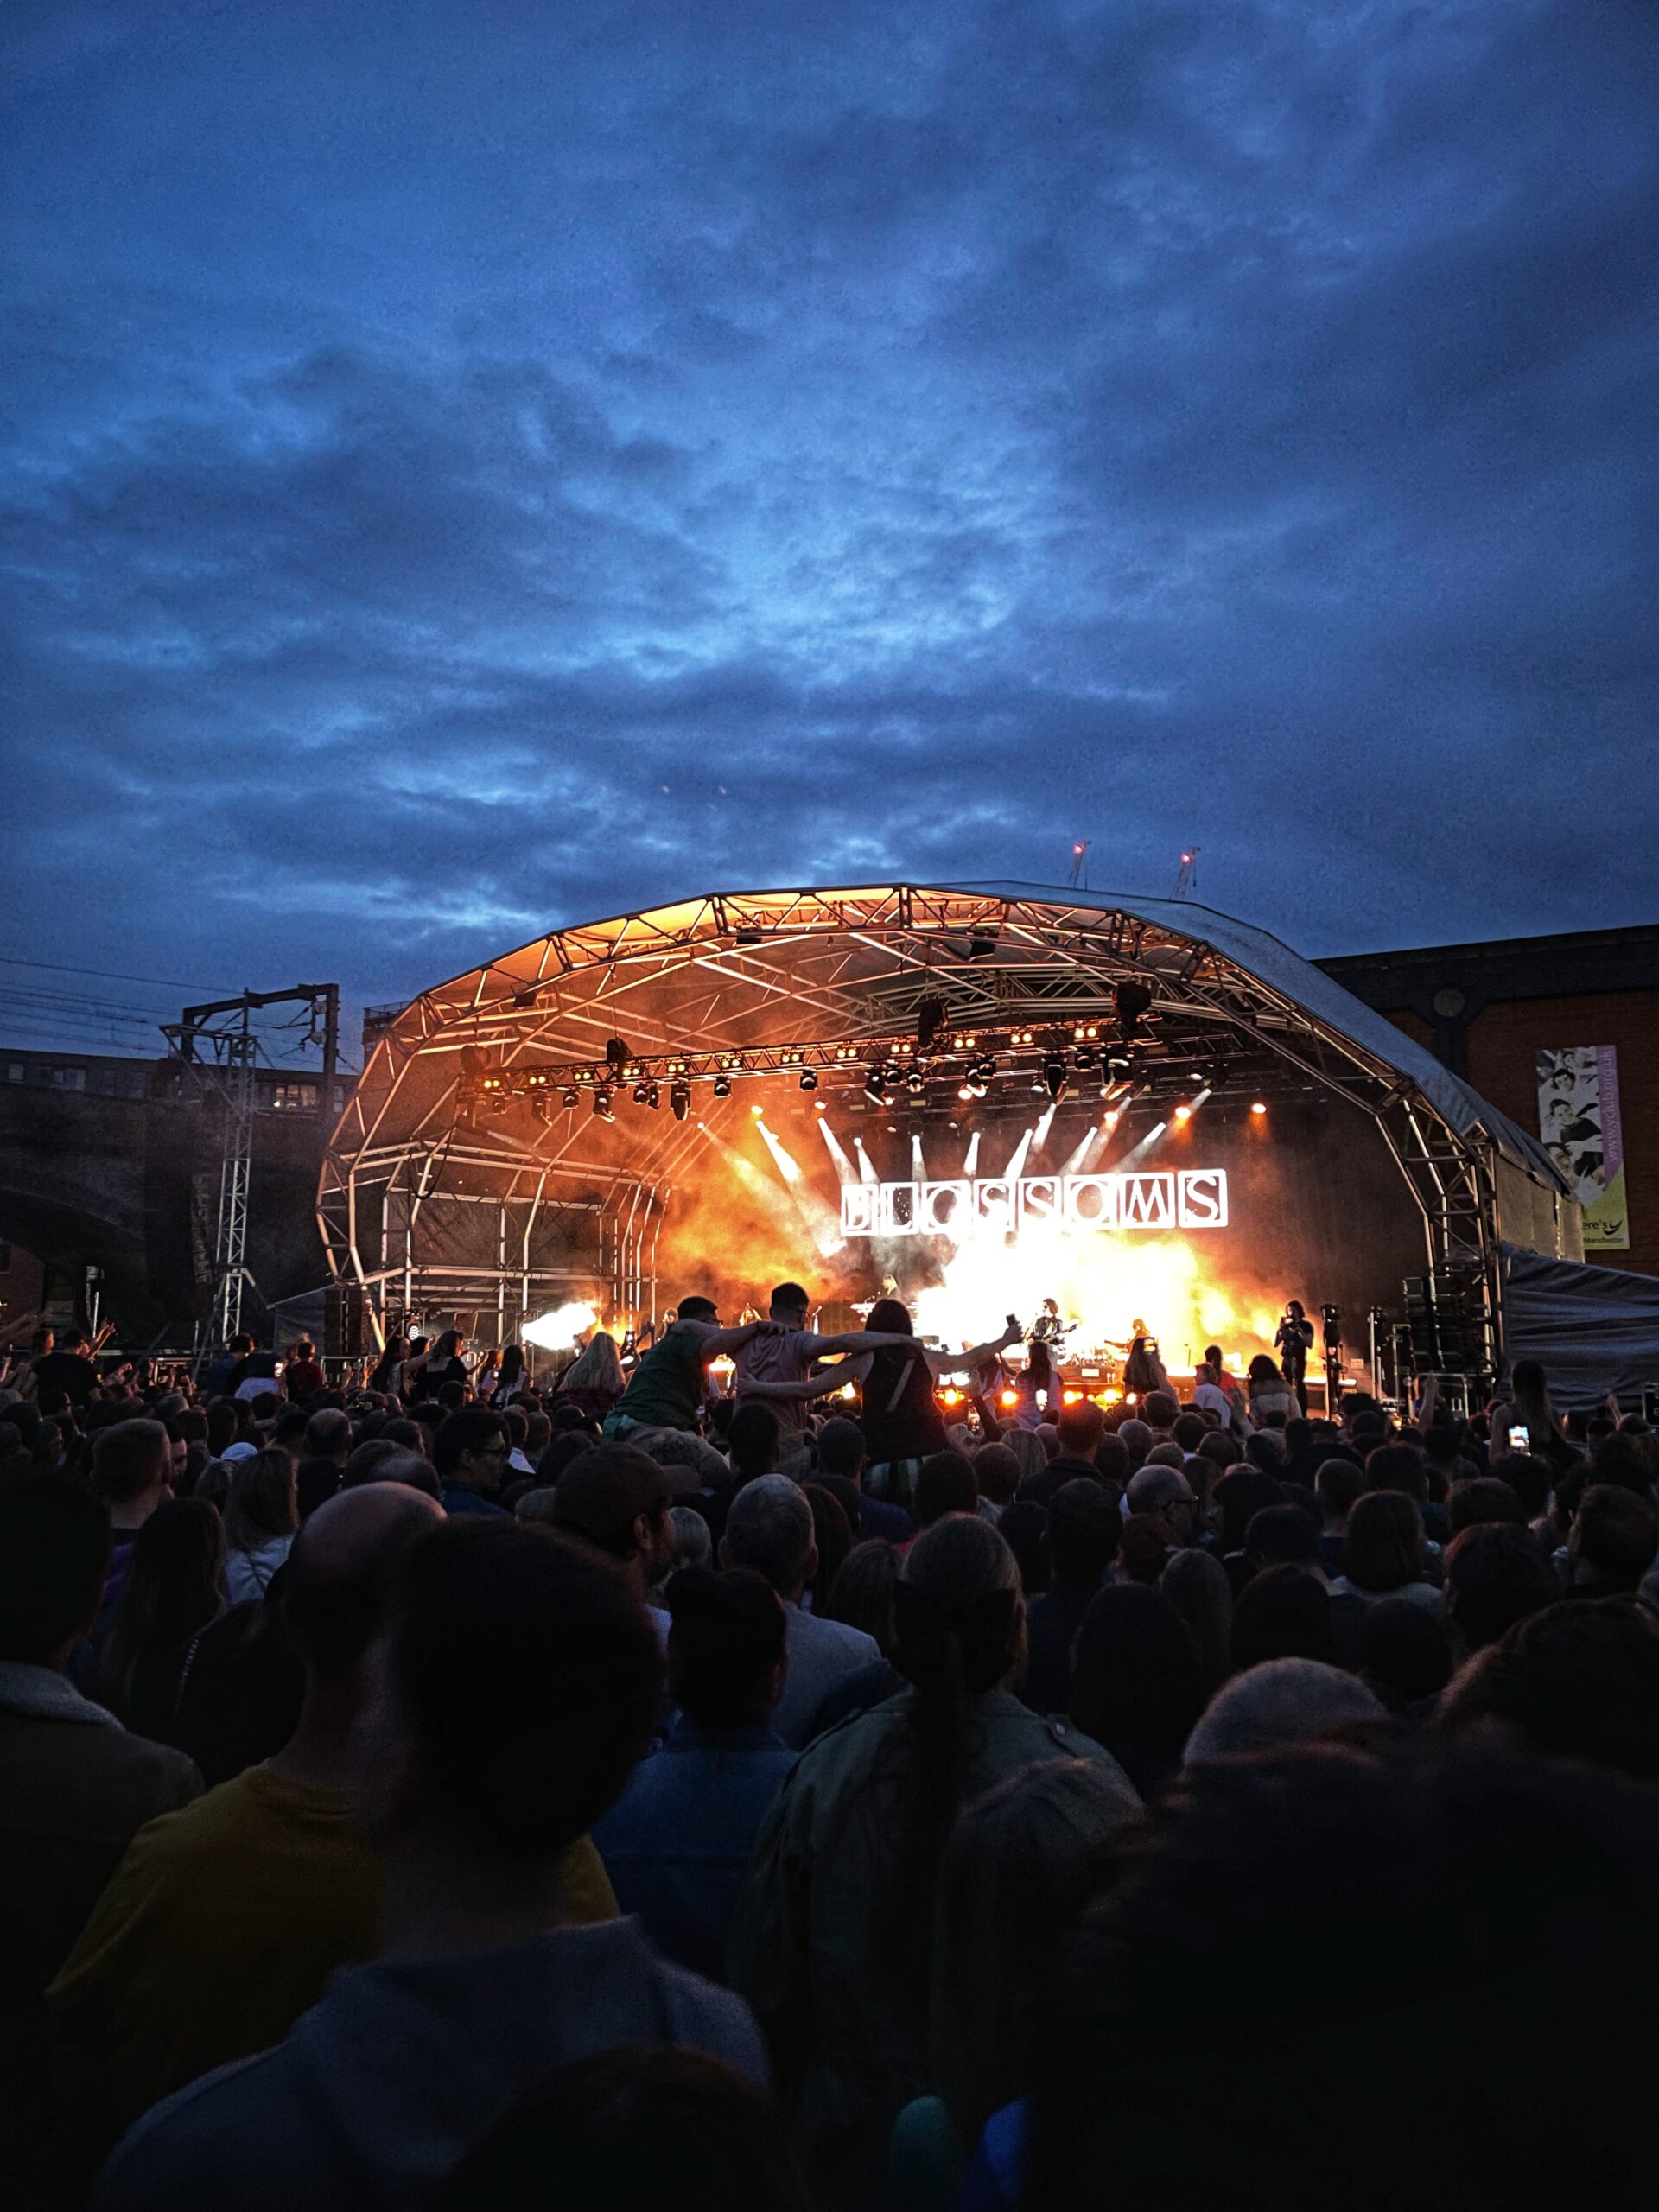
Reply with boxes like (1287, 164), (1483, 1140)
(3, 0), (1656, 1057)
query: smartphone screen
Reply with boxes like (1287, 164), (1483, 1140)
(1508, 1424), (1530, 1451)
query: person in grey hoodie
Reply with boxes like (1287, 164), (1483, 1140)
(92, 1519), (766, 2212)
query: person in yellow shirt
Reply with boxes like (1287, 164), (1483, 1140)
(48, 1484), (614, 2171)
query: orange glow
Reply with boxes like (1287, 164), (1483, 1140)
(999, 1388), (1020, 1408)
(749, 1103), (764, 1117)
(1098, 1387), (1123, 1404)
(1173, 1104), (1192, 1122)
(1250, 1100), (1268, 1116)
(1061, 1387), (1083, 1405)
(938, 1386), (963, 1408)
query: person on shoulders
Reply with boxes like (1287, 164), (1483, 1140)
(604, 1296), (780, 1440)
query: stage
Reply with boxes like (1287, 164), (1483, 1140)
(318, 883), (1579, 1400)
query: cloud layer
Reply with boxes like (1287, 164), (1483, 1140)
(3, 0), (1656, 1049)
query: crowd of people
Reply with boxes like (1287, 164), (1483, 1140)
(5, 1291), (1659, 2210)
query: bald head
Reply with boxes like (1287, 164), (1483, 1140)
(283, 1481), (443, 1681)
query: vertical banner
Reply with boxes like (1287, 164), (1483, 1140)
(1537, 1047), (1629, 1250)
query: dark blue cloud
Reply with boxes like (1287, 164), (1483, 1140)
(2, 0), (1656, 1052)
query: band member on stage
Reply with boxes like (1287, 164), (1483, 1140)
(1274, 1300), (1315, 1411)
(1030, 1298), (1066, 1345)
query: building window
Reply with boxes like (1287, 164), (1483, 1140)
(6, 1063), (22, 1084)
(47, 1066), (86, 1091)
(269, 1080), (320, 1112)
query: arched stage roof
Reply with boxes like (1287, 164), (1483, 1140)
(320, 882), (1576, 1366)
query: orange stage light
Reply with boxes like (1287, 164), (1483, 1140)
(1061, 1387), (1083, 1405)
(999, 1388), (1020, 1408)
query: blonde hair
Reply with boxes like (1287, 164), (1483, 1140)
(224, 1448), (297, 1549)
(559, 1331), (626, 1396)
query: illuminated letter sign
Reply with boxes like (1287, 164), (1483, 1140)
(841, 1169), (1229, 1237)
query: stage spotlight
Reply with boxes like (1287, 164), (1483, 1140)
(1042, 1054), (1068, 1101)
(593, 1089), (614, 1122)
(1075, 1046), (1098, 1073)
(561, 1087), (579, 1109)
(645, 1084), (660, 1109)
(917, 995), (947, 1052)
(1114, 981), (1153, 1040)
(712, 1075), (732, 1098)
(1251, 1099), (1268, 1116)
(670, 1081), (691, 1121)
(605, 1037), (631, 1073)
(799, 1068), (818, 1092)
(965, 1065), (988, 1098)
(632, 1081), (651, 1104)
(906, 1070), (925, 1097)
(750, 1103), (764, 1117)
(864, 1065), (887, 1103)
(1174, 1103), (1192, 1122)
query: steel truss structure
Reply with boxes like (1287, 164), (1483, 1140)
(319, 884), (1573, 1376)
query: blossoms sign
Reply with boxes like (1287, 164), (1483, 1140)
(841, 1170), (1229, 1238)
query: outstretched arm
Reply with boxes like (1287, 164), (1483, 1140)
(741, 1357), (865, 1402)
(926, 1324), (1023, 1377)
(693, 1319), (785, 1360)
(797, 1329), (917, 1357)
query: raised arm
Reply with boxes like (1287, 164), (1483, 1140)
(925, 1324), (1022, 1377)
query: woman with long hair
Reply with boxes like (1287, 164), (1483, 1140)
(1122, 1335), (1172, 1401)
(95, 1497), (226, 1741)
(1246, 1352), (1300, 1430)
(368, 1333), (409, 1397)
(1489, 1358), (1581, 1476)
(222, 1448), (299, 1603)
(403, 1329), (468, 1401)
(1007, 1340), (1053, 1431)
(837, 1298), (1019, 1511)
(555, 1332), (627, 1422)
(730, 1516), (1139, 2206)
(493, 1343), (530, 1403)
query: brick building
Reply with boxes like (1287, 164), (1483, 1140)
(1320, 925), (1659, 1278)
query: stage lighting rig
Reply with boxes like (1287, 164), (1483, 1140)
(632, 1081), (652, 1104)
(670, 1081), (691, 1120)
(1074, 1046), (1098, 1073)
(906, 1068), (925, 1098)
(1042, 1053), (1069, 1101)
(799, 1069), (818, 1091)
(604, 1037), (631, 1074)
(917, 995), (947, 1052)
(1114, 982), (1154, 1041)
(964, 1065), (988, 1099)
(593, 1089), (615, 1122)
(864, 1065), (888, 1104)
(561, 1087), (579, 1109)
(646, 1084), (661, 1109)
(712, 1075), (732, 1098)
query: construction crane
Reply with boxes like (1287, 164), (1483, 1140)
(1174, 846), (1200, 899)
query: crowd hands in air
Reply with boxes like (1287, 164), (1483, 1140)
(5, 1294), (1659, 2212)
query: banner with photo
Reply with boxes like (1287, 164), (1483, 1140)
(1536, 1047), (1629, 1250)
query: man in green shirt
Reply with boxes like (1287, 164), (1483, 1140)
(603, 1298), (778, 1438)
